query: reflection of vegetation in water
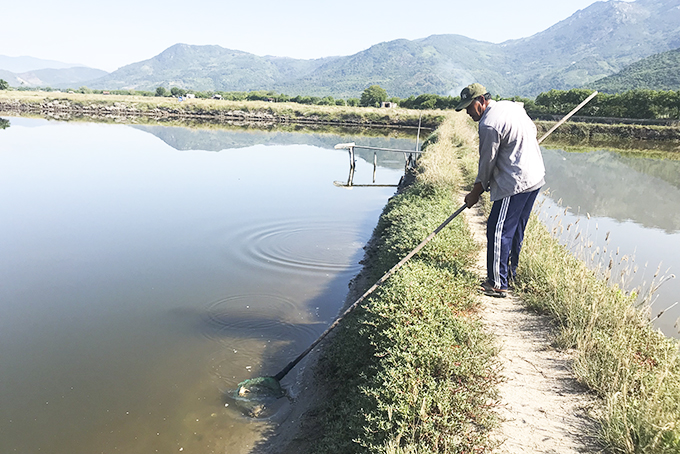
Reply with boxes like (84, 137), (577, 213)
(0, 111), (422, 169)
(131, 122), (420, 170)
(537, 121), (680, 152)
(0, 118), (9, 129)
(542, 148), (680, 233)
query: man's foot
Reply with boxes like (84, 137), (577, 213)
(478, 281), (508, 298)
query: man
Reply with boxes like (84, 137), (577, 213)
(456, 83), (545, 298)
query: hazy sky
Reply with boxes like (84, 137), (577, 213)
(2, 0), (623, 72)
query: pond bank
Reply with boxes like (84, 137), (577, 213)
(535, 120), (680, 150)
(0, 92), (442, 130)
(261, 112), (500, 453)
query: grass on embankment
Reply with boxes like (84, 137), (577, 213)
(0, 91), (444, 128)
(452, 114), (680, 452)
(516, 217), (680, 453)
(310, 113), (500, 453)
(306, 110), (680, 452)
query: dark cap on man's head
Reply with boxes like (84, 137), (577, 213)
(454, 83), (488, 111)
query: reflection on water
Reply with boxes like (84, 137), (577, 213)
(542, 149), (680, 233)
(541, 148), (680, 337)
(0, 117), (405, 453)
(132, 124), (414, 170)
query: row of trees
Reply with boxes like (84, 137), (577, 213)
(153, 84), (396, 108)
(530, 88), (680, 120)
(391, 88), (680, 120)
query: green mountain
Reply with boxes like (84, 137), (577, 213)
(502, 0), (680, 94)
(92, 43), (339, 93)
(73, 0), (680, 97)
(586, 47), (680, 93)
(271, 35), (509, 99)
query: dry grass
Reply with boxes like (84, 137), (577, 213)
(517, 205), (680, 453)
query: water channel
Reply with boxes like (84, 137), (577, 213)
(0, 116), (412, 453)
(1, 116), (678, 453)
(539, 147), (680, 338)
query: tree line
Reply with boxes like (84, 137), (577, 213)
(401, 88), (680, 120)
(2, 79), (678, 120)
(529, 88), (680, 120)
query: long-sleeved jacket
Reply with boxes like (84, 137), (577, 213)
(475, 100), (545, 201)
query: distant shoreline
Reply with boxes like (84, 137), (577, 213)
(2, 92), (679, 149)
(0, 92), (441, 130)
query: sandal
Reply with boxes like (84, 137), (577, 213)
(478, 281), (508, 298)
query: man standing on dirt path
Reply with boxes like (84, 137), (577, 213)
(457, 83), (545, 298)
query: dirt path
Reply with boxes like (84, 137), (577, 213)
(465, 206), (601, 453)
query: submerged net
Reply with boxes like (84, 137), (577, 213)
(235, 376), (285, 400)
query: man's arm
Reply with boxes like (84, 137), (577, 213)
(475, 125), (501, 190)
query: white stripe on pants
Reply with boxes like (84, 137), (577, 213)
(493, 196), (510, 289)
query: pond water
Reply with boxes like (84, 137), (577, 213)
(0, 117), (412, 453)
(539, 147), (680, 338)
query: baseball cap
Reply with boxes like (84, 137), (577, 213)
(454, 83), (488, 111)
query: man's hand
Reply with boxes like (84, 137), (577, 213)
(464, 182), (485, 208)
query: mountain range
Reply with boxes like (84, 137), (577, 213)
(586, 47), (680, 93)
(1, 0), (679, 98)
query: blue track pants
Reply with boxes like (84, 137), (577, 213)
(486, 188), (540, 290)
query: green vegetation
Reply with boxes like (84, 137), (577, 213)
(534, 121), (680, 150)
(515, 214), (680, 453)
(397, 88), (680, 122)
(531, 88), (680, 120)
(587, 47), (680, 94)
(400, 94), (460, 110)
(360, 85), (388, 108)
(312, 114), (500, 453)
(5, 81), (679, 123)
(0, 79), (8, 90)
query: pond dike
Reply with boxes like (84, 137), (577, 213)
(260, 113), (502, 453)
(535, 119), (680, 146)
(0, 98), (440, 130)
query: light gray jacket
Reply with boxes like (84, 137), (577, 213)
(475, 100), (545, 201)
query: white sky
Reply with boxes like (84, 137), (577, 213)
(2, 0), (622, 72)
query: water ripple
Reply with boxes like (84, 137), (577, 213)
(224, 219), (365, 275)
(201, 294), (322, 343)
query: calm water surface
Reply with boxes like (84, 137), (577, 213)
(540, 148), (680, 338)
(0, 117), (410, 453)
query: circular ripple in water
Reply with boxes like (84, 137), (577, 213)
(226, 219), (366, 275)
(202, 294), (321, 343)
